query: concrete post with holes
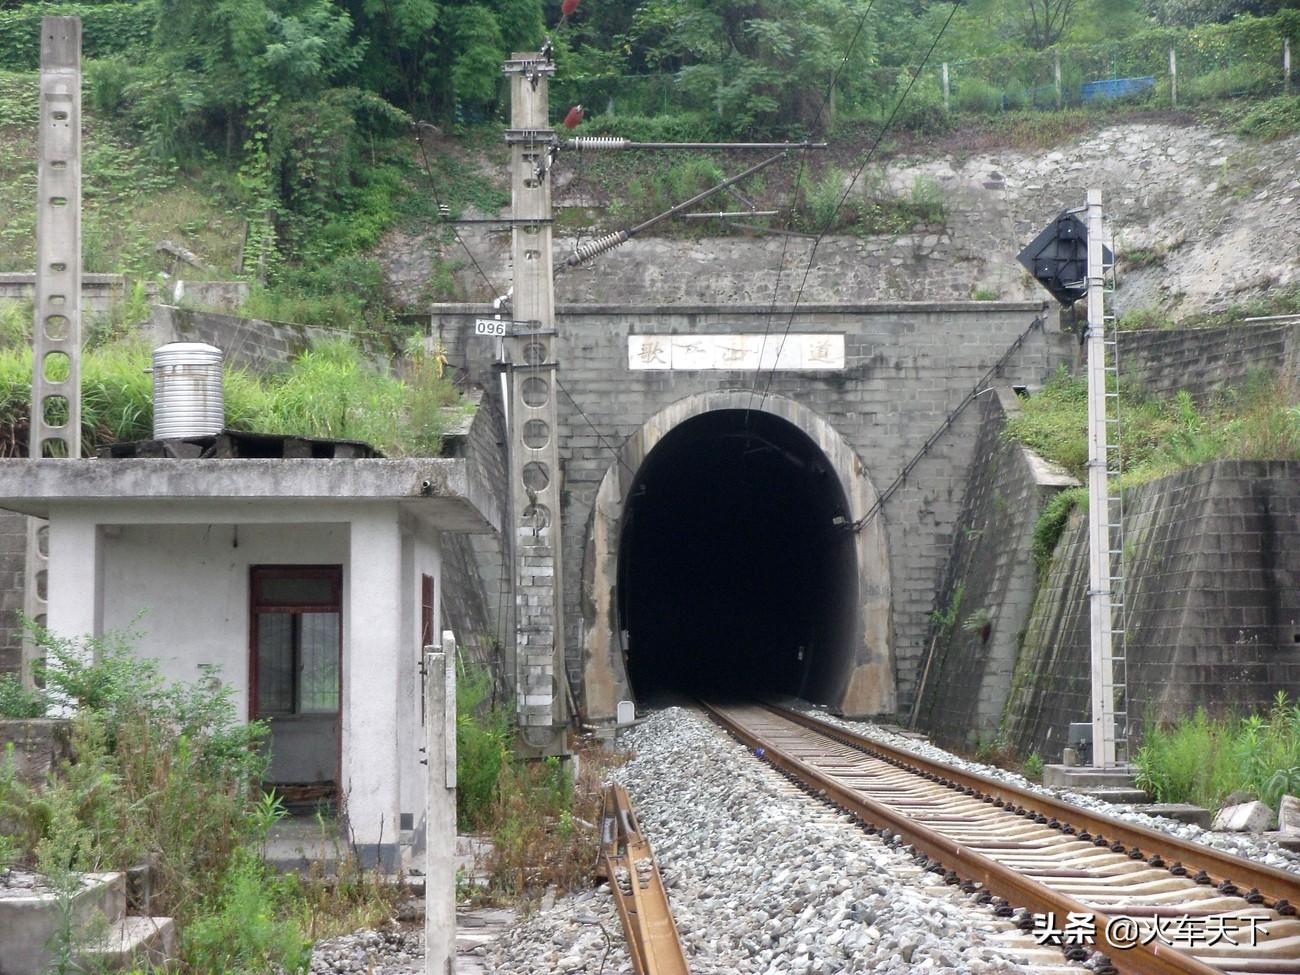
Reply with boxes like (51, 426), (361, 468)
(24, 16), (82, 683)
(425, 643), (456, 975)
(502, 51), (568, 754)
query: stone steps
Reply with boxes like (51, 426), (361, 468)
(0, 868), (177, 975)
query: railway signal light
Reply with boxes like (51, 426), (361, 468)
(1018, 212), (1112, 307)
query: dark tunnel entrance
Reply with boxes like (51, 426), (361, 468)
(618, 409), (858, 703)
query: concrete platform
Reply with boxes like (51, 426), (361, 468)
(1042, 765), (1149, 804)
(1043, 764), (1140, 790)
(265, 816), (346, 876)
(0, 870), (175, 974)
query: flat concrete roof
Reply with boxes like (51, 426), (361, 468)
(0, 458), (500, 533)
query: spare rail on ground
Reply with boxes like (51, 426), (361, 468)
(598, 783), (690, 975)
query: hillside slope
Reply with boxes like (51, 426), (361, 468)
(383, 117), (1298, 316)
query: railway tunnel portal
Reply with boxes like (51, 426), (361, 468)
(580, 391), (894, 720)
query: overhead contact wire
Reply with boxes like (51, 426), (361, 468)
(752, 0), (965, 414)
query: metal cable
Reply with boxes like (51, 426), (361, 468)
(752, 0), (965, 416)
(848, 311), (1046, 533)
(746, 0), (878, 424)
(415, 123), (507, 303)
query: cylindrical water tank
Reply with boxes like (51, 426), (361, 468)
(151, 342), (224, 439)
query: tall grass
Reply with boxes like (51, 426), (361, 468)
(1005, 367), (1300, 485)
(1135, 693), (1300, 811)
(0, 337), (461, 457)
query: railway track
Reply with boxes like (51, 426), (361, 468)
(701, 701), (1300, 975)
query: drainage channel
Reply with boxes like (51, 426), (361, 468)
(701, 701), (1300, 975)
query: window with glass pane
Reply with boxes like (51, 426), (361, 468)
(252, 567), (341, 718)
(298, 613), (340, 712)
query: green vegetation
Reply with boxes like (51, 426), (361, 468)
(1236, 94), (1300, 140)
(1006, 366), (1300, 567)
(454, 660), (627, 903)
(0, 337), (463, 457)
(1022, 752), (1045, 782)
(1005, 366), (1300, 483)
(1135, 693), (1300, 811)
(0, 625), (398, 973)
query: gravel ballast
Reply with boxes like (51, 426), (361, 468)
(484, 706), (1038, 974)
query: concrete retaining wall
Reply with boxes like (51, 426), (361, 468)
(1003, 459), (1300, 760)
(914, 387), (1077, 747)
(439, 386), (510, 674)
(0, 719), (71, 785)
(146, 305), (393, 372)
(1117, 321), (1300, 402)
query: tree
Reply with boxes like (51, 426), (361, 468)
(618, 0), (877, 136)
(1019, 0), (1082, 48)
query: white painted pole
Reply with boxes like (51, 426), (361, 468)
(942, 62), (950, 113)
(1285, 39), (1292, 94)
(1169, 48), (1177, 109)
(1054, 50), (1062, 110)
(425, 645), (457, 975)
(1084, 189), (1117, 769)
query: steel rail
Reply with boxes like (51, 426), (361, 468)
(700, 701), (1232, 975)
(598, 783), (691, 975)
(768, 704), (1300, 912)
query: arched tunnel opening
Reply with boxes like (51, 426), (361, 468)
(618, 409), (859, 705)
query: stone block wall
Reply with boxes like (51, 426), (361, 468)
(0, 512), (25, 675)
(1002, 460), (1300, 760)
(1117, 321), (1299, 403)
(439, 386), (511, 674)
(432, 300), (1075, 716)
(914, 387), (1077, 748)
(147, 305), (393, 372)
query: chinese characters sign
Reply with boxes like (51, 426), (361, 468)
(627, 333), (845, 372)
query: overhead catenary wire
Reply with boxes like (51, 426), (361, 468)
(749, 0), (966, 419)
(556, 376), (637, 477)
(415, 122), (507, 303)
(748, 0), (879, 423)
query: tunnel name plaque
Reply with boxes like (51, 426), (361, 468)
(627, 333), (845, 371)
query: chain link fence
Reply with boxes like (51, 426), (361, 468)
(552, 11), (1296, 129)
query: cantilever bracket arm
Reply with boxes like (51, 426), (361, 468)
(557, 149), (799, 272)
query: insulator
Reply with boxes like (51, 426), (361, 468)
(567, 136), (629, 150)
(571, 231), (628, 264)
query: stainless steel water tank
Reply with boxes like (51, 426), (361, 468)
(151, 342), (224, 439)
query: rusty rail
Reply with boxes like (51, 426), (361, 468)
(700, 701), (1300, 975)
(598, 784), (690, 975)
(771, 703), (1300, 912)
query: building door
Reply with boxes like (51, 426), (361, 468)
(250, 565), (342, 805)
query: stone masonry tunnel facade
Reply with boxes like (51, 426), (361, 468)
(434, 301), (1073, 725)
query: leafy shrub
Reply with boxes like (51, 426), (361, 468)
(183, 850), (311, 975)
(2, 625), (271, 922)
(953, 76), (1006, 114)
(0, 673), (47, 718)
(1181, 61), (1278, 103)
(1023, 752), (1045, 782)
(1032, 486), (1087, 572)
(456, 666), (511, 831)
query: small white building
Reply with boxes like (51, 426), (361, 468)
(0, 455), (498, 868)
